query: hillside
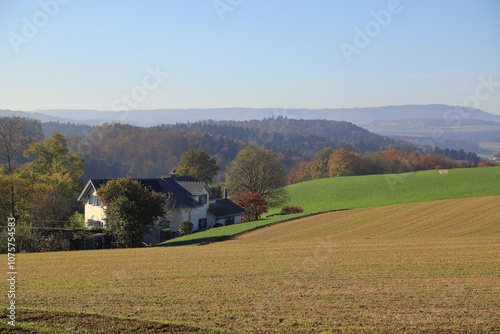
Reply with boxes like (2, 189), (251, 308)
(238, 196), (500, 244)
(283, 166), (500, 214)
(159, 166), (500, 247)
(13, 195), (500, 333)
(66, 120), (420, 181)
(364, 117), (500, 156)
(5, 104), (500, 126)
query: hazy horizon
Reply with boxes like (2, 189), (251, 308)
(1, 1), (499, 114)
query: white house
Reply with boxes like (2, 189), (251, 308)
(77, 172), (245, 244)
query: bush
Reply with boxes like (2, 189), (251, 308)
(213, 223), (223, 228)
(41, 232), (70, 252)
(162, 228), (173, 240)
(179, 220), (193, 236)
(281, 206), (304, 215)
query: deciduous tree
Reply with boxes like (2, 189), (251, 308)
(225, 145), (288, 207)
(328, 148), (366, 177)
(22, 132), (84, 204)
(0, 116), (42, 174)
(310, 147), (334, 179)
(234, 192), (268, 222)
(97, 177), (168, 248)
(0, 117), (43, 219)
(176, 149), (220, 183)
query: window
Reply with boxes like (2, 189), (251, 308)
(199, 194), (207, 205)
(93, 195), (98, 206)
(198, 218), (207, 230)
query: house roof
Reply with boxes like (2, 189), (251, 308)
(177, 180), (208, 196)
(208, 198), (246, 219)
(77, 177), (205, 209)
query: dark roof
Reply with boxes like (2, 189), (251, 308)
(177, 180), (208, 196)
(78, 177), (203, 209)
(208, 198), (246, 219)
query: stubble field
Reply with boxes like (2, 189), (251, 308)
(3, 195), (499, 333)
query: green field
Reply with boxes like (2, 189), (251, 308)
(8, 195), (500, 333)
(480, 142), (500, 152)
(159, 167), (500, 246)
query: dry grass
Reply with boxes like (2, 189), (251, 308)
(11, 196), (500, 333)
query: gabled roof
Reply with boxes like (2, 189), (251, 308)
(177, 181), (209, 196)
(77, 177), (204, 209)
(208, 198), (246, 219)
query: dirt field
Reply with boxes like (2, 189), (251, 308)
(9, 196), (500, 333)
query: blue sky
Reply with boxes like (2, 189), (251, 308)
(1, 0), (500, 115)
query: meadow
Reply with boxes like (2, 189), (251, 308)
(3, 167), (499, 333)
(160, 167), (500, 246)
(5, 195), (500, 333)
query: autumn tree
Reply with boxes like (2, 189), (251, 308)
(328, 148), (366, 177)
(22, 132), (84, 203)
(97, 177), (168, 248)
(27, 183), (74, 222)
(234, 192), (268, 222)
(310, 147), (334, 179)
(0, 175), (10, 222)
(225, 145), (289, 207)
(0, 117), (43, 218)
(0, 116), (42, 174)
(176, 149), (220, 183)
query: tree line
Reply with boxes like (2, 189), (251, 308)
(288, 147), (486, 185)
(50, 118), (480, 182)
(0, 117), (84, 224)
(1, 116), (490, 225)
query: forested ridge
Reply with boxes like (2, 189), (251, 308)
(0, 116), (490, 226)
(43, 117), (481, 182)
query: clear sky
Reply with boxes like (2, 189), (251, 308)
(1, 0), (500, 115)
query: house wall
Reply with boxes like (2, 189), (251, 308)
(84, 189), (107, 227)
(164, 207), (208, 233)
(82, 184), (217, 240)
(234, 215), (243, 224)
(207, 214), (243, 228)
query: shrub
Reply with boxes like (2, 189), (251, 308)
(179, 220), (193, 236)
(162, 228), (173, 240)
(213, 223), (223, 228)
(41, 232), (70, 252)
(225, 216), (235, 226)
(234, 192), (268, 222)
(281, 206), (304, 215)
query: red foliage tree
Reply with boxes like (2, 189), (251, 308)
(234, 192), (268, 222)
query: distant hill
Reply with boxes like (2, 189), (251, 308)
(74, 119), (422, 181)
(364, 117), (500, 156)
(2, 104), (498, 127)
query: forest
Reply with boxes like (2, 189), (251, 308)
(1, 115), (488, 225)
(45, 117), (481, 182)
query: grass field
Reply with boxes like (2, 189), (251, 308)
(6, 195), (500, 333)
(159, 167), (500, 246)
(480, 142), (500, 152)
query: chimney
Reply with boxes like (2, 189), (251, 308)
(223, 188), (228, 199)
(171, 169), (177, 181)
